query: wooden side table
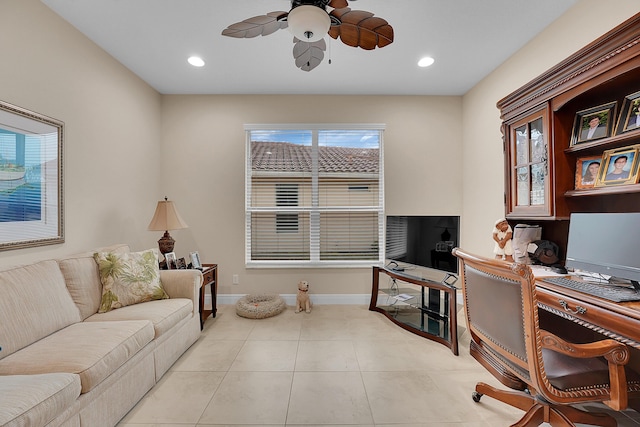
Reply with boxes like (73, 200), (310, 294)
(199, 264), (217, 329)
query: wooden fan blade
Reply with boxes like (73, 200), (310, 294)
(329, 8), (393, 49)
(221, 11), (288, 38)
(293, 38), (326, 72)
(328, 0), (348, 8)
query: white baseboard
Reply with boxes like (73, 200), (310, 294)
(213, 293), (372, 306)
(210, 293), (464, 306)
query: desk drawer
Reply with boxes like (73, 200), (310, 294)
(202, 269), (215, 285)
(537, 288), (640, 348)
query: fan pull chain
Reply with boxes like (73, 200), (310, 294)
(328, 37), (332, 65)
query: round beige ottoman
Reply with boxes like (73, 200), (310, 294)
(235, 294), (287, 319)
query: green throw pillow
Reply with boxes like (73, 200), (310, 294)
(94, 249), (168, 313)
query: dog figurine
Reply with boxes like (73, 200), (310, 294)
(295, 280), (312, 313)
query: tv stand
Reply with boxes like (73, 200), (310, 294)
(369, 266), (459, 355)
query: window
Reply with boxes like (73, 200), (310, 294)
(245, 124), (384, 267)
(276, 184), (299, 233)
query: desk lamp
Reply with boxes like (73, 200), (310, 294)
(147, 197), (188, 255)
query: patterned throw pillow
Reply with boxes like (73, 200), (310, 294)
(93, 249), (168, 313)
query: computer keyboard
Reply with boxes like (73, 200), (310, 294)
(542, 277), (640, 302)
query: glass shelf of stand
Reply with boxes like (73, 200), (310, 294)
(369, 266), (459, 355)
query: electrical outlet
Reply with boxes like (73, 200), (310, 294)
(232, 274), (239, 285)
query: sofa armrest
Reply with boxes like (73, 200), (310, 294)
(160, 270), (202, 311)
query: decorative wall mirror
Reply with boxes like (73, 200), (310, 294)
(0, 100), (64, 251)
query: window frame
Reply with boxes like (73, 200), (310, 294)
(245, 123), (385, 268)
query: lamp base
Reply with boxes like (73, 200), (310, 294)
(158, 231), (175, 255)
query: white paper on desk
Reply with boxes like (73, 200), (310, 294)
(529, 265), (567, 278)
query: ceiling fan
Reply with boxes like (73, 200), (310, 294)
(221, 0), (394, 72)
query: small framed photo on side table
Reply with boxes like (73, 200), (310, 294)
(189, 251), (202, 270)
(165, 252), (177, 270)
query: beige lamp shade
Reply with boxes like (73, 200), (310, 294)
(148, 197), (188, 254)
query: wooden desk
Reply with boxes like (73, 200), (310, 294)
(199, 264), (218, 329)
(536, 278), (640, 350)
(535, 276), (640, 412)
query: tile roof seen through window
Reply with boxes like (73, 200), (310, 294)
(252, 141), (378, 173)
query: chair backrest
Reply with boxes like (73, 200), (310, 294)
(453, 248), (534, 383)
(453, 247), (638, 410)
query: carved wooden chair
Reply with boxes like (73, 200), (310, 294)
(452, 247), (640, 427)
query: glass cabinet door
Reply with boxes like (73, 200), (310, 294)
(507, 108), (551, 217)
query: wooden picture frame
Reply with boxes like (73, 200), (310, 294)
(570, 102), (616, 146)
(595, 145), (640, 187)
(574, 155), (602, 190)
(189, 251), (202, 269)
(614, 90), (640, 135)
(0, 100), (64, 251)
(165, 252), (177, 269)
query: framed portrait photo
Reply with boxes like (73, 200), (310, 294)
(570, 102), (617, 146)
(164, 252), (177, 270)
(614, 90), (640, 135)
(594, 145), (640, 187)
(189, 251), (202, 270)
(574, 155), (602, 190)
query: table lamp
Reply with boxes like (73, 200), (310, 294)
(436, 217), (454, 242)
(147, 197), (188, 255)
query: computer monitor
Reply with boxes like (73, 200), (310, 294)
(565, 212), (640, 288)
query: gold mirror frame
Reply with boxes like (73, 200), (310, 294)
(0, 100), (64, 251)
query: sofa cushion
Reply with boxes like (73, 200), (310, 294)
(0, 320), (154, 394)
(85, 298), (193, 338)
(0, 260), (81, 360)
(94, 249), (168, 313)
(58, 244), (130, 320)
(0, 373), (81, 427)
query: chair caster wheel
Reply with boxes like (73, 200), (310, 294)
(472, 391), (482, 402)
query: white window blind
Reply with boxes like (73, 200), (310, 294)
(0, 130), (56, 226)
(245, 125), (385, 267)
(385, 216), (408, 260)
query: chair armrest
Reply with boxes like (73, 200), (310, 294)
(540, 329), (629, 360)
(540, 329), (630, 410)
(160, 270), (203, 312)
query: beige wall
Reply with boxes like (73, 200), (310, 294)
(2, 0), (639, 297)
(161, 95), (463, 295)
(0, 0), (162, 268)
(460, 0), (640, 257)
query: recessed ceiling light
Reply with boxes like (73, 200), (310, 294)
(188, 56), (205, 67)
(418, 57), (435, 68)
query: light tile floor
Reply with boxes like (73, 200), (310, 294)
(118, 304), (640, 426)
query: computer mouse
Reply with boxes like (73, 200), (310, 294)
(550, 265), (568, 275)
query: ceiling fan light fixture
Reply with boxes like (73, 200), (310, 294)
(287, 5), (330, 43)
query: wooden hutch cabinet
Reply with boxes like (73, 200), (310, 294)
(497, 13), (640, 254)
(505, 106), (551, 218)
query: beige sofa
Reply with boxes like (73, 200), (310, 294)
(0, 244), (202, 427)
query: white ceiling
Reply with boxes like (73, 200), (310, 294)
(41, 0), (577, 96)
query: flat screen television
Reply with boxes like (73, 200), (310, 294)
(565, 212), (640, 287)
(385, 215), (460, 274)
